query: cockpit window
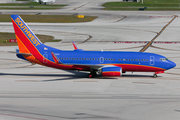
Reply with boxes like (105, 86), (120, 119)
(160, 58), (168, 61)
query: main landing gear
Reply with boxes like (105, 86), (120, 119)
(88, 70), (97, 78)
(153, 73), (157, 78)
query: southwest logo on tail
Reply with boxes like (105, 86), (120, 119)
(11, 15), (176, 78)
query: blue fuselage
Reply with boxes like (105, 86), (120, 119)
(41, 49), (176, 72)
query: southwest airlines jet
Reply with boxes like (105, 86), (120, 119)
(11, 15), (176, 78)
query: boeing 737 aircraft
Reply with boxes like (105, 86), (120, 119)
(11, 15), (176, 78)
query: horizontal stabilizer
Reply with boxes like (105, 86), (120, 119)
(16, 53), (32, 56)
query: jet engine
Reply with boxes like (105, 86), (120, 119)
(102, 66), (122, 77)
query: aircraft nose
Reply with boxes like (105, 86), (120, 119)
(168, 61), (176, 69)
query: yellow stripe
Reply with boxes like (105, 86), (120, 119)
(140, 15), (178, 52)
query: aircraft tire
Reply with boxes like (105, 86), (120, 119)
(153, 74), (157, 78)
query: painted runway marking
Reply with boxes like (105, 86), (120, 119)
(133, 82), (155, 84)
(0, 113), (47, 120)
(73, 81), (98, 82)
(149, 16), (173, 18)
(140, 15), (178, 52)
(114, 41), (180, 44)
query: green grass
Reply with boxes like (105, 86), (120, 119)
(0, 14), (97, 23)
(0, 32), (61, 46)
(103, 0), (180, 11)
(0, 2), (66, 10)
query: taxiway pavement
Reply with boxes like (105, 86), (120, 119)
(0, 0), (180, 120)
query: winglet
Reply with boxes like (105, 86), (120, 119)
(72, 41), (79, 50)
(72, 41), (84, 51)
(51, 52), (62, 64)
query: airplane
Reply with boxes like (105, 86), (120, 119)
(31, 0), (56, 4)
(11, 15), (176, 78)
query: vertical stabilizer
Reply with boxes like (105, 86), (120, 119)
(11, 15), (43, 54)
(11, 15), (46, 65)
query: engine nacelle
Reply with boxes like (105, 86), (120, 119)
(102, 66), (122, 77)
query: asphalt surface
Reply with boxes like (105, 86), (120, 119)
(0, 0), (180, 120)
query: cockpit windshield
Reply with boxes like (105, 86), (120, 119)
(160, 58), (168, 61)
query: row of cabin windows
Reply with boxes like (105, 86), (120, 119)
(118, 59), (149, 62)
(55, 58), (149, 62)
(60, 58), (100, 60)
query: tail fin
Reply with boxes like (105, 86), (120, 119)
(11, 15), (49, 65)
(11, 15), (43, 54)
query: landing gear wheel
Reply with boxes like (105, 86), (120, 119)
(153, 74), (157, 78)
(88, 70), (97, 78)
(88, 74), (93, 78)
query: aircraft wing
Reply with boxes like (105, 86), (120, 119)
(65, 63), (105, 70)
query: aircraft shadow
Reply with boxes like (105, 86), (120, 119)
(0, 72), (160, 82)
(122, 74), (162, 78)
(0, 72), (89, 81)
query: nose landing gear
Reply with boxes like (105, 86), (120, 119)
(153, 71), (164, 78)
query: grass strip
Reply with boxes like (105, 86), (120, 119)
(103, 0), (180, 11)
(0, 15), (97, 23)
(0, 32), (61, 46)
(0, 2), (66, 10)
